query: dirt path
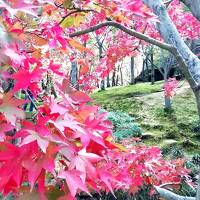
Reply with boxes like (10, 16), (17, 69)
(134, 82), (190, 106)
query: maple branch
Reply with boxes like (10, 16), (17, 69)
(59, 9), (94, 25)
(132, 24), (148, 52)
(70, 21), (174, 52)
(154, 186), (195, 200)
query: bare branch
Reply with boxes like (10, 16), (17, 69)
(70, 21), (174, 52)
(59, 9), (94, 25)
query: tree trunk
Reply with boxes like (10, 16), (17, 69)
(130, 57), (135, 84)
(164, 57), (172, 109)
(145, 55), (149, 82)
(96, 35), (105, 91)
(112, 70), (116, 86)
(116, 65), (120, 86)
(46, 72), (52, 95)
(120, 67), (123, 85)
(70, 61), (78, 89)
(106, 74), (110, 87)
(196, 171), (200, 200)
(193, 88), (200, 119)
(142, 59), (145, 81)
(100, 79), (105, 90)
(164, 96), (172, 109)
(150, 53), (155, 84)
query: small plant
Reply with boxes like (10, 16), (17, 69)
(170, 147), (185, 159)
(107, 111), (142, 141)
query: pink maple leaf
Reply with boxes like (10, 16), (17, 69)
(58, 169), (90, 197)
(68, 148), (102, 181)
(0, 122), (15, 141)
(0, 92), (26, 124)
(12, 65), (44, 92)
(48, 60), (64, 76)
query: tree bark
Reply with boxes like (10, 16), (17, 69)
(196, 171), (200, 199)
(164, 96), (172, 109)
(96, 35), (105, 90)
(130, 57), (135, 84)
(164, 56), (172, 109)
(100, 79), (105, 90)
(70, 60), (79, 90)
(193, 88), (200, 121)
(145, 55), (149, 82)
(142, 59), (145, 81)
(150, 53), (155, 84)
(112, 70), (116, 86)
(120, 67), (123, 85)
(154, 186), (195, 200)
(116, 65), (120, 86)
(106, 74), (110, 87)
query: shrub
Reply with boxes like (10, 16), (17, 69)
(107, 111), (142, 141)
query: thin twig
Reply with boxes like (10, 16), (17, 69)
(59, 9), (94, 25)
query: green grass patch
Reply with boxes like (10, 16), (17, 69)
(91, 81), (163, 103)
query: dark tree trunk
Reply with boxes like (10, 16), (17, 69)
(112, 69), (116, 86)
(106, 74), (110, 87)
(96, 35), (105, 90)
(100, 79), (105, 90)
(116, 65), (120, 86)
(142, 59), (145, 81)
(150, 53), (155, 84)
(130, 57), (135, 84)
(120, 67), (123, 85)
(145, 55), (149, 82)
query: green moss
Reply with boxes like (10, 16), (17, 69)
(91, 81), (163, 104)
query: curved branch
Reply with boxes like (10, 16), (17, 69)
(69, 21), (174, 53)
(59, 9), (94, 25)
(155, 186), (195, 200)
(69, 20), (198, 88)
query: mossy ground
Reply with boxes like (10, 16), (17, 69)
(91, 81), (200, 156)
